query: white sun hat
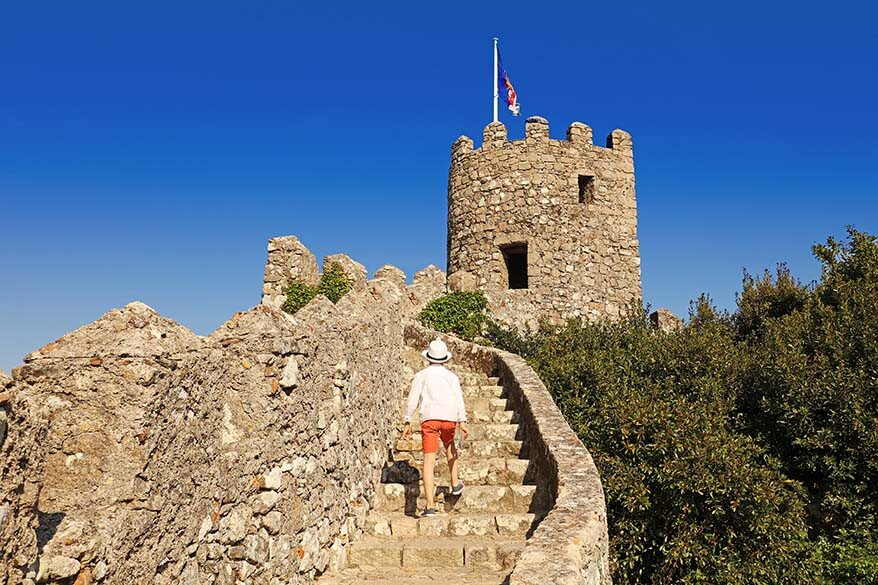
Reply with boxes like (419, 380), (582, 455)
(422, 339), (451, 363)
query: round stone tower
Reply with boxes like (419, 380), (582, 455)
(447, 116), (641, 327)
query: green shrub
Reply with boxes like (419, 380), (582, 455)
(280, 261), (353, 314)
(733, 264), (808, 340)
(486, 227), (878, 584)
(317, 262), (353, 303)
(281, 281), (317, 314)
(739, 228), (878, 538)
(418, 291), (487, 341)
(489, 315), (812, 584)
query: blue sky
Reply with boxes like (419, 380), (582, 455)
(2, 1), (876, 372)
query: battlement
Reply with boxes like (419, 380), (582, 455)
(451, 116), (633, 158)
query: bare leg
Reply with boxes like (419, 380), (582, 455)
(446, 442), (459, 487)
(423, 451), (436, 510)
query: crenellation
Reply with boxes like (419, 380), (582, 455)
(524, 116), (550, 143)
(482, 121), (508, 149)
(606, 128), (633, 154)
(567, 121), (593, 145)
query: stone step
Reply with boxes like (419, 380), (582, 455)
(402, 385), (504, 399)
(346, 536), (524, 570)
(402, 398), (511, 425)
(401, 423), (519, 443)
(451, 374), (501, 386)
(387, 456), (530, 485)
(318, 568), (512, 585)
(375, 484), (537, 515)
(394, 439), (523, 459)
(401, 408), (517, 428)
(366, 512), (538, 538)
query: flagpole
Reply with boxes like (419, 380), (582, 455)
(493, 37), (499, 123)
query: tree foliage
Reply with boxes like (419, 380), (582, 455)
(488, 228), (878, 584)
(418, 291), (487, 341)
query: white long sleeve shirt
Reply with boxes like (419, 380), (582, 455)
(404, 364), (467, 423)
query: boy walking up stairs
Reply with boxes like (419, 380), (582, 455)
(319, 339), (544, 584)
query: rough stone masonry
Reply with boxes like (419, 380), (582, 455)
(0, 245), (446, 585)
(447, 116), (641, 330)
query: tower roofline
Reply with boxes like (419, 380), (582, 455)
(452, 116), (633, 156)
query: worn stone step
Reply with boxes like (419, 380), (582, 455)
(401, 424), (519, 443)
(451, 373), (501, 386)
(318, 568), (512, 585)
(387, 456), (530, 485)
(394, 439), (523, 459)
(402, 398), (511, 424)
(400, 408), (517, 428)
(402, 385), (504, 399)
(346, 536), (524, 570)
(366, 512), (538, 537)
(375, 484), (537, 514)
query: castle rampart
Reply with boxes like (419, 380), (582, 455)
(447, 116), (641, 328)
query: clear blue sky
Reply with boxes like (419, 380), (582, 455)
(2, 1), (876, 372)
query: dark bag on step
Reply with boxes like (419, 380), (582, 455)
(381, 459), (421, 484)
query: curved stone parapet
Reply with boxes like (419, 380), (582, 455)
(404, 323), (611, 585)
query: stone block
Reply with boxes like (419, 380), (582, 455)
(373, 265), (406, 289)
(510, 485), (537, 512)
(456, 486), (510, 513)
(417, 516), (447, 536)
(347, 542), (402, 568)
(365, 515), (391, 537)
(495, 513), (535, 536)
(390, 515), (418, 537)
(447, 515), (496, 536)
(496, 542), (525, 570)
(462, 543), (497, 569)
(506, 459), (530, 483)
(402, 543), (463, 567)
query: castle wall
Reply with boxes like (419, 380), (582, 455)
(0, 239), (447, 584)
(447, 116), (641, 328)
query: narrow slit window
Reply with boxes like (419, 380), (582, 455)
(501, 244), (528, 290)
(578, 175), (595, 204)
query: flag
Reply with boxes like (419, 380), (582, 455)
(497, 49), (520, 116)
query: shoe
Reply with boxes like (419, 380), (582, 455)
(420, 508), (436, 517)
(451, 482), (465, 496)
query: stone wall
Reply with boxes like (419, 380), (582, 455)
(262, 236), (321, 308)
(447, 116), (641, 330)
(0, 240), (447, 585)
(405, 324), (611, 585)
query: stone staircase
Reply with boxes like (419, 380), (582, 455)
(318, 348), (545, 584)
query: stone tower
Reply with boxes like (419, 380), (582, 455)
(447, 116), (641, 328)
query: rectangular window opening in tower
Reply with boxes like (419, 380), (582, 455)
(578, 175), (596, 204)
(501, 244), (528, 290)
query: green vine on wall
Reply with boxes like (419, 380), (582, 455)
(281, 261), (353, 314)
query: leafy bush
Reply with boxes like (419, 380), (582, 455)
(317, 262), (353, 303)
(488, 228), (878, 584)
(733, 264), (808, 340)
(738, 228), (878, 538)
(281, 281), (317, 314)
(813, 530), (878, 585)
(281, 261), (353, 314)
(418, 291), (487, 341)
(489, 314), (811, 584)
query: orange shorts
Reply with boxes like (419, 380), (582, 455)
(420, 420), (457, 454)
